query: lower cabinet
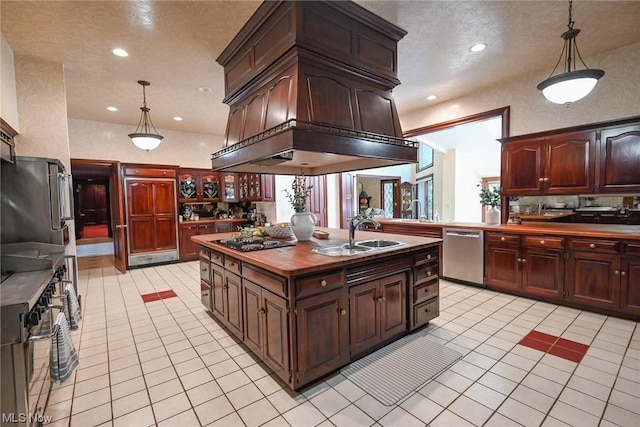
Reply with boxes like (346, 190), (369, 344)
(180, 221), (244, 261)
(566, 250), (620, 310)
(621, 254), (640, 315)
(211, 261), (243, 340)
(243, 280), (289, 381)
(349, 273), (406, 356)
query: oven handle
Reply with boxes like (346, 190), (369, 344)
(29, 323), (60, 341)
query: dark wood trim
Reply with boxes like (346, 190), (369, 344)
(404, 106), (511, 139)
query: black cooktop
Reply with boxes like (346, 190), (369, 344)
(212, 237), (296, 252)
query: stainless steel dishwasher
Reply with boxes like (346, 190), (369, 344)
(443, 228), (485, 287)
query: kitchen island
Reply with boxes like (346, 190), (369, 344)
(192, 229), (441, 389)
(378, 219), (640, 320)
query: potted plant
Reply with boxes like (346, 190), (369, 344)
(478, 184), (501, 224)
(285, 175), (316, 240)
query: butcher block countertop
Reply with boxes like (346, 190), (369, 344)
(377, 219), (640, 241)
(192, 228), (441, 276)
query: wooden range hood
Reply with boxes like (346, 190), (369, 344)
(211, 0), (417, 176)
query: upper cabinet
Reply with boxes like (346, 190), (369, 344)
(221, 172), (238, 203)
(598, 124), (640, 193)
(501, 117), (639, 196)
(178, 169), (220, 203)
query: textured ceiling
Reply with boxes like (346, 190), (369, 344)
(2, 1), (639, 136)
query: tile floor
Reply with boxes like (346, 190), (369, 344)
(45, 261), (640, 427)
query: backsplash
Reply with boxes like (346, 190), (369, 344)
(511, 195), (639, 211)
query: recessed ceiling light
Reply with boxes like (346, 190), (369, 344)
(198, 87), (212, 93)
(112, 48), (129, 57)
(107, 106), (118, 112)
(427, 95), (437, 101)
(173, 116), (183, 121)
(469, 43), (487, 53)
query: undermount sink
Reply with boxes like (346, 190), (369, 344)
(356, 239), (404, 249)
(312, 245), (373, 257)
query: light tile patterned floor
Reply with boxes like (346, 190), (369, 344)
(46, 261), (640, 426)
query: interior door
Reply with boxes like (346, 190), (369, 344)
(110, 162), (127, 273)
(380, 179), (400, 218)
(340, 172), (356, 229)
(306, 175), (327, 227)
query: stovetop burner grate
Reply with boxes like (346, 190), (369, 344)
(212, 238), (296, 252)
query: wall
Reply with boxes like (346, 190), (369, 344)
(401, 42), (640, 136)
(1, 34), (19, 130)
(69, 118), (223, 168)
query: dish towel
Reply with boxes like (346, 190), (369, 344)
(63, 283), (82, 330)
(50, 312), (79, 383)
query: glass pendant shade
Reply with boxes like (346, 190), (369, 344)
(537, 0), (604, 105)
(128, 80), (164, 151)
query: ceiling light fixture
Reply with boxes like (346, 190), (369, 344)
(427, 95), (437, 101)
(107, 106), (118, 112)
(537, 0), (604, 105)
(112, 48), (129, 57)
(173, 116), (183, 121)
(469, 43), (486, 53)
(128, 80), (164, 151)
(198, 87), (212, 93)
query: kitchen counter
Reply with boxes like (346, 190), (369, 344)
(378, 219), (640, 240)
(180, 218), (246, 224)
(192, 228), (441, 276)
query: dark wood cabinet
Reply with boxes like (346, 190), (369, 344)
(261, 174), (276, 202)
(212, 263), (226, 320)
(295, 287), (349, 387)
(243, 280), (289, 380)
(238, 173), (263, 201)
(179, 222), (216, 260)
(522, 245), (564, 299)
(598, 124), (640, 193)
(621, 255), (640, 316)
(222, 173), (238, 203)
(485, 233), (522, 291)
(566, 251), (620, 311)
(349, 272), (406, 356)
(210, 255), (243, 340)
(501, 131), (594, 196)
(177, 169), (220, 202)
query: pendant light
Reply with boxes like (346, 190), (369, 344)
(128, 80), (164, 150)
(537, 0), (604, 105)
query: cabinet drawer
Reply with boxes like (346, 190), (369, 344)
(413, 281), (439, 305)
(210, 249), (223, 266)
(244, 264), (286, 297)
(414, 298), (439, 327)
(225, 256), (241, 275)
(624, 242), (640, 256)
(486, 232), (521, 245)
(415, 263), (439, 285)
(568, 238), (619, 254)
(523, 236), (565, 249)
(124, 167), (176, 177)
(199, 259), (211, 284)
(198, 223), (215, 233)
(296, 270), (344, 299)
(414, 247), (439, 266)
(199, 246), (210, 261)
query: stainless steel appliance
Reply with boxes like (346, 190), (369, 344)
(443, 228), (485, 287)
(212, 238), (296, 252)
(1, 156), (73, 246)
(1, 243), (77, 427)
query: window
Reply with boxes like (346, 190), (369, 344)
(417, 174), (434, 220)
(417, 142), (434, 172)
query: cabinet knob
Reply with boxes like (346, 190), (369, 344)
(540, 240), (545, 245)
(621, 271), (627, 276)
(614, 270), (620, 275)
(376, 296), (386, 302)
(589, 243), (596, 249)
(424, 288), (430, 294)
(320, 279), (327, 287)
(539, 178), (544, 182)
(517, 258), (522, 262)
(424, 308), (430, 313)
(340, 309), (346, 316)
(543, 177), (549, 182)
(258, 308), (266, 315)
(501, 237), (506, 242)
(426, 270), (432, 276)
(426, 254), (432, 260)
(521, 258), (526, 263)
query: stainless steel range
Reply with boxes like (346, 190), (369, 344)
(0, 242), (77, 427)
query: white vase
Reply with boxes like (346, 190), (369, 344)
(291, 212), (317, 241)
(486, 206), (500, 224)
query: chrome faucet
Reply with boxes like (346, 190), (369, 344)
(411, 199), (427, 220)
(348, 214), (381, 248)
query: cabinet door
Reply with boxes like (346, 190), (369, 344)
(215, 222), (232, 233)
(544, 131), (594, 194)
(598, 125), (640, 193)
(222, 173), (238, 202)
(179, 224), (199, 260)
(201, 172), (220, 201)
(262, 290), (289, 380)
(349, 280), (379, 355)
(379, 272), (407, 342)
(238, 173), (249, 201)
(178, 170), (198, 202)
(521, 247), (564, 300)
(485, 243), (521, 291)
(261, 174), (275, 201)
(621, 256), (640, 316)
(243, 280), (263, 355)
(566, 251), (620, 310)
(212, 264), (227, 321)
(295, 288), (348, 388)
(501, 140), (544, 195)
(225, 272), (244, 339)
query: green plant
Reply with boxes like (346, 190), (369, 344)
(285, 175), (313, 212)
(478, 184), (501, 207)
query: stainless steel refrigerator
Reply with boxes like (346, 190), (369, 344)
(1, 156), (74, 246)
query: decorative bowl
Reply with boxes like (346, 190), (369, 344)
(265, 226), (294, 238)
(553, 202), (567, 208)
